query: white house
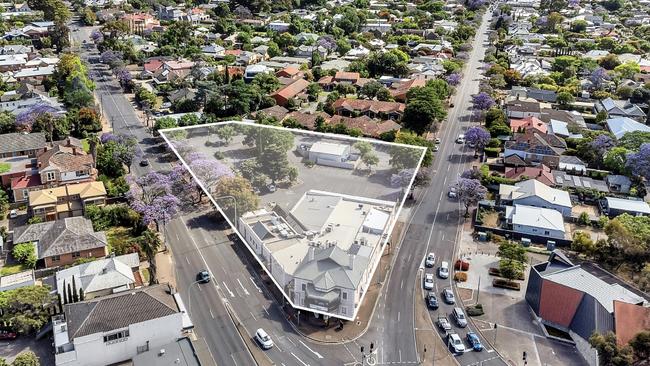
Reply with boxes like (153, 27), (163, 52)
(506, 204), (566, 239)
(53, 284), (191, 366)
(267, 22), (290, 32)
(606, 117), (650, 140)
(499, 179), (572, 217)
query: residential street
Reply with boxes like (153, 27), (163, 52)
(69, 7), (509, 365)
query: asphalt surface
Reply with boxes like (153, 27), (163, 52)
(68, 6), (511, 365)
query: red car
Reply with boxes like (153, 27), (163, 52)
(0, 330), (17, 340)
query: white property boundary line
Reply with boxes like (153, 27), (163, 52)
(160, 121), (427, 321)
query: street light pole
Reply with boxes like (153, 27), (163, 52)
(214, 195), (237, 224)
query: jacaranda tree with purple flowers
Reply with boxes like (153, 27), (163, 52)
(590, 67), (610, 90)
(15, 104), (59, 132)
(114, 67), (134, 92)
(100, 50), (124, 69)
(90, 30), (103, 43)
(445, 73), (461, 86)
(187, 152), (234, 199)
(472, 92), (495, 111)
(465, 126), (491, 150)
(626, 143), (650, 181)
(451, 178), (487, 217)
(127, 172), (180, 230)
(590, 134), (615, 160)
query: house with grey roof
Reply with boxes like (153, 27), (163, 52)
(12, 217), (108, 268)
(605, 117), (650, 140)
(55, 253), (140, 301)
(53, 284), (191, 366)
(605, 175), (632, 194)
(0, 132), (46, 158)
(599, 197), (650, 218)
(238, 190), (395, 320)
(505, 204), (567, 239)
(499, 179), (573, 217)
(597, 98), (647, 123)
(131, 337), (201, 366)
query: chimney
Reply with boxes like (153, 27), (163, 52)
(102, 267), (107, 274)
(348, 255), (355, 270)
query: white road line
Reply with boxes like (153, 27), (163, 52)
(443, 175), (447, 185)
(209, 308), (214, 319)
(263, 306), (270, 316)
(230, 354), (238, 366)
(249, 277), (262, 293)
(185, 256), (190, 264)
(197, 284), (202, 292)
(291, 352), (310, 366)
(447, 165), (451, 171)
(237, 278), (250, 295)
(397, 311), (401, 322)
(249, 311), (257, 321)
(400, 280), (404, 289)
(399, 349), (402, 362)
(299, 340), (324, 359)
(286, 336), (296, 347)
(222, 281), (235, 297)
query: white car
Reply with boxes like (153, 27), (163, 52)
(255, 328), (274, 350)
(437, 316), (452, 331)
(456, 134), (465, 144)
(423, 273), (434, 290)
(433, 145), (439, 152)
(434, 138), (441, 144)
(448, 187), (458, 199)
(425, 253), (435, 268)
(267, 183), (277, 193)
(448, 333), (466, 354)
(438, 261), (449, 279)
(9, 209), (18, 219)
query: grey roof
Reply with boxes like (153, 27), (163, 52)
(56, 253), (138, 296)
(0, 132), (45, 154)
(132, 337), (201, 366)
(543, 266), (645, 312)
(64, 284), (179, 338)
(604, 197), (650, 214)
(606, 117), (650, 139)
(559, 155), (586, 166)
(13, 217), (107, 259)
(294, 245), (369, 290)
(527, 88), (557, 103)
(552, 171), (608, 192)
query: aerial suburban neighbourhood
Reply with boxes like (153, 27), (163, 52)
(0, 0), (649, 365)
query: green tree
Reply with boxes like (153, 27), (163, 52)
(556, 91), (575, 105)
(618, 131), (650, 151)
(390, 130), (433, 169)
(11, 351), (40, 366)
(572, 231), (596, 255)
(252, 73), (280, 94)
(629, 331), (650, 361)
(498, 241), (526, 281)
(0, 285), (54, 334)
(214, 125), (236, 144)
(603, 147), (629, 174)
(153, 117), (178, 133)
(402, 99), (446, 135)
(614, 62), (640, 79)
(0, 186), (9, 218)
(213, 176), (260, 218)
(12, 243), (36, 268)
(589, 332), (633, 366)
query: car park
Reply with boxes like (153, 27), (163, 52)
(442, 288), (455, 304)
(423, 273), (434, 290)
(196, 270), (211, 284)
(447, 333), (466, 354)
(438, 261), (449, 279)
(437, 316), (451, 332)
(426, 291), (439, 309)
(452, 307), (467, 327)
(255, 328), (274, 349)
(425, 253), (435, 267)
(466, 332), (483, 351)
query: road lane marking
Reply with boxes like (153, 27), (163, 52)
(400, 280), (404, 289)
(286, 336), (296, 346)
(222, 281), (235, 297)
(185, 256), (190, 264)
(398, 311), (401, 322)
(230, 354), (238, 366)
(249, 277), (262, 293)
(236, 279), (250, 295)
(290, 352), (310, 366)
(299, 340), (324, 359)
(209, 308), (214, 319)
(263, 306), (270, 316)
(197, 284), (202, 292)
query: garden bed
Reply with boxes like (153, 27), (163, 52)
(489, 267), (525, 280)
(493, 279), (520, 290)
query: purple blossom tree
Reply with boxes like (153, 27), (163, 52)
(461, 168), (482, 180)
(451, 178), (487, 217)
(127, 172), (180, 228)
(91, 30), (103, 43)
(472, 92), (495, 111)
(589, 67), (610, 90)
(317, 35), (337, 52)
(114, 67), (134, 92)
(15, 104), (59, 131)
(100, 50), (124, 68)
(590, 134), (615, 158)
(100, 132), (119, 144)
(626, 143), (650, 181)
(188, 152), (234, 194)
(445, 73), (461, 86)
(465, 126), (491, 149)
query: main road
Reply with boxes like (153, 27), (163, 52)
(69, 5), (506, 365)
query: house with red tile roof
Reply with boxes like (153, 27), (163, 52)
(389, 78), (426, 102)
(331, 98), (405, 120)
(270, 78), (310, 107)
(504, 164), (554, 186)
(509, 116), (548, 134)
(121, 13), (160, 34)
(327, 115), (401, 137)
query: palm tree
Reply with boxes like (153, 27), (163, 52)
(88, 134), (100, 163)
(138, 230), (162, 285)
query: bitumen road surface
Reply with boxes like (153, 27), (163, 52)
(69, 6), (510, 364)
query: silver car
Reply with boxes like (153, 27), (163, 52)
(255, 328), (274, 350)
(425, 253), (435, 268)
(442, 288), (455, 304)
(423, 273), (434, 290)
(448, 333), (466, 354)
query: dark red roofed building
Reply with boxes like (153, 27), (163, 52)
(331, 98), (405, 120)
(270, 79), (310, 107)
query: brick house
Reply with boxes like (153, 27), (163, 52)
(331, 98), (405, 120)
(270, 78), (310, 106)
(0, 132), (46, 158)
(12, 216), (108, 268)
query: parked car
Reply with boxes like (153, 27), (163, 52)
(448, 333), (466, 354)
(0, 330), (17, 340)
(197, 270), (211, 284)
(255, 328), (274, 349)
(448, 187), (457, 199)
(456, 134), (465, 144)
(466, 332), (483, 351)
(267, 183), (276, 193)
(423, 273), (434, 290)
(9, 209), (18, 219)
(426, 291), (439, 309)
(434, 138), (441, 144)
(437, 316), (451, 332)
(425, 253), (435, 268)
(433, 145), (439, 152)
(139, 159), (150, 167)
(442, 288), (455, 304)
(452, 307), (467, 327)
(438, 261), (449, 279)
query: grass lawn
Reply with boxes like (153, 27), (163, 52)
(81, 139), (91, 153)
(0, 162), (10, 174)
(106, 226), (135, 256)
(0, 263), (29, 276)
(141, 268), (150, 284)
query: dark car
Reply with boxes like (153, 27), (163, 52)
(466, 332), (483, 351)
(139, 159), (150, 167)
(197, 270), (211, 284)
(0, 330), (17, 340)
(426, 292), (439, 309)
(442, 288), (455, 304)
